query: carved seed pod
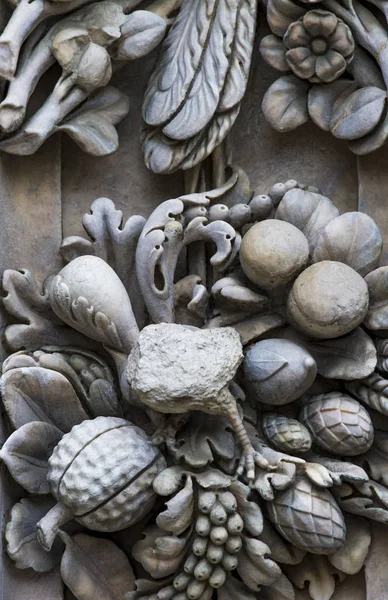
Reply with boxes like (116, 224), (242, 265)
(262, 413), (312, 454)
(47, 416), (166, 532)
(267, 476), (346, 554)
(300, 392), (374, 456)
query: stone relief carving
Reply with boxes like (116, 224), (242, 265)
(1, 173), (388, 600)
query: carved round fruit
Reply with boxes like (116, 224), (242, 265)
(240, 219), (309, 288)
(243, 338), (317, 405)
(287, 260), (369, 339)
(262, 413), (312, 453)
(45, 417), (166, 535)
(300, 392), (374, 456)
(267, 476), (346, 554)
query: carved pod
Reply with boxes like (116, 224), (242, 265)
(300, 392), (374, 456)
(267, 476), (346, 554)
(262, 413), (312, 454)
(46, 416), (166, 531)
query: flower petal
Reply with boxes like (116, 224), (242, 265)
(303, 10), (337, 37)
(315, 50), (347, 82)
(283, 21), (312, 49)
(329, 22), (355, 57)
(286, 47), (316, 79)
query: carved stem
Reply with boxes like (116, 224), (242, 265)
(36, 501), (72, 551)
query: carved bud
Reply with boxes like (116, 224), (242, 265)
(74, 43), (112, 92)
(51, 27), (90, 72)
(114, 11), (167, 60)
(300, 392), (374, 456)
(267, 476), (346, 554)
(262, 413), (312, 454)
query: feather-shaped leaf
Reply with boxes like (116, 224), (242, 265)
(346, 374), (388, 415)
(143, 0), (241, 139)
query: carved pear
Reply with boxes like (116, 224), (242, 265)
(49, 255), (139, 353)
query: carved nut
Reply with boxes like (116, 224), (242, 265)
(267, 476), (346, 554)
(300, 392), (374, 456)
(262, 413), (312, 454)
(243, 338), (317, 405)
(240, 219), (309, 289)
(47, 416), (166, 531)
(287, 260), (369, 339)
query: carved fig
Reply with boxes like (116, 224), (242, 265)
(49, 255), (139, 353)
(262, 413), (312, 454)
(37, 416), (166, 550)
(267, 476), (346, 554)
(300, 393), (374, 456)
(240, 219), (309, 289)
(243, 338), (317, 405)
(287, 261), (369, 339)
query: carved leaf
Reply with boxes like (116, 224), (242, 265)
(310, 455), (368, 486)
(346, 374), (388, 415)
(6, 496), (64, 572)
(142, 105), (240, 174)
(60, 236), (95, 263)
(285, 554), (345, 600)
(334, 480), (388, 523)
(217, 575), (256, 600)
(260, 35), (289, 72)
(143, 0), (255, 140)
(262, 76), (310, 133)
(2, 269), (89, 352)
(237, 537), (282, 592)
(176, 412), (235, 468)
(259, 573), (296, 600)
(330, 86), (386, 140)
(114, 11), (167, 60)
(57, 87), (130, 156)
(60, 531), (135, 599)
(260, 519), (306, 565)
(132, 525), (190, 579)
(266, 0), (305, 36)
(156, 477), (194, 535)
(308, 80), (358, 131)
(328, 514), (371, 575)
(229, 480), (264, 536)
(355, 430), (388, 486)
(364, 266), (388, 330)
(1, 366), (89, 431)
(281, 326), (377, 380)
(349, 112), (388, 155)
(312, 212), (382, 276)
(153, 465), (231, 497)
(0, 421), (62, 493)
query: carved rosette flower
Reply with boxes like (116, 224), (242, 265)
(284, 10), (355, 83)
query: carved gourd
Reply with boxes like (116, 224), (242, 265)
(287, 261), (369, 339)
(300, 393), (374, 456)
(37, 416), (166, 550)
(262, 413), (312, 454)
(49, 255), (139, 353)
(267, 476), (346, 554)
(243, 338), (317, 405)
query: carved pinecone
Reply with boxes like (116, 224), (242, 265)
(262, 413), (312, 454)
(300, 392), (374, 456)
(267, 476), (346, 554)
(48, 416), (166, 531)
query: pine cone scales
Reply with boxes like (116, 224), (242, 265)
(300, 393), (374, 456)
(262, 413), (312, 453)
(267, 477), (346, 554)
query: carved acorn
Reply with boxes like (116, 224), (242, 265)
(37, 416), (166, 551)
(262, 413), (312, 454)
(243, 338), (317, 405)
(300, 392), (374, 456)
(267, 476), (346, 554)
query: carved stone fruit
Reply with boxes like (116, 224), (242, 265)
(287, 260), (369, 339)
(37, 416), (166, 550)
(300, 392), (374, 456)
(267, 476), (346, 554)
(49, 255), (139, 354)
(262, 413), (312, 453)
(243, 338), (317, 405)
(239, 219), (309, 289)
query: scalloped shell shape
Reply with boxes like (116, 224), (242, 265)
(267, 476), (346, 554)
(300, 392), (374, 456)
(48, 416), (165, 531)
